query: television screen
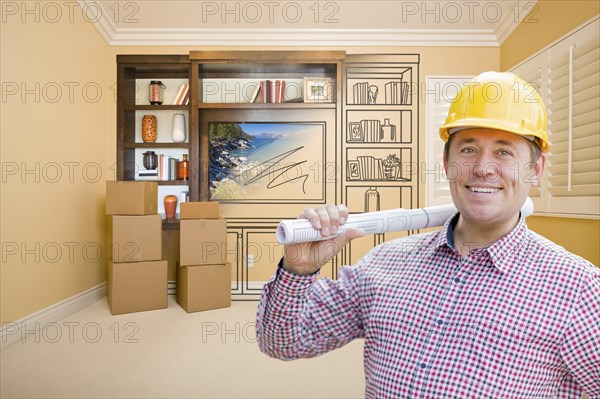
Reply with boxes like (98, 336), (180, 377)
(209, 122), (326, 202)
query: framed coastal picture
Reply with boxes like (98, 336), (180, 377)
(209, 122), (326, 202)
(303, 77), (333, 103)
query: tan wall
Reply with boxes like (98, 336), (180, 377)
(501, 0), (599, 70)
(501, 1), (599, 267)
(1, 10), (110, 324)
(20, 0), (600, 322)
(527, 217), (599, 266)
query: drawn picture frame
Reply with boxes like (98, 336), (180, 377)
(347, 160), (360, 180)
(303, 77), (333, 103)
(347, 122), (364, 142)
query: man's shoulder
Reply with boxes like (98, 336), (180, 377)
(525, 229), (598, 276)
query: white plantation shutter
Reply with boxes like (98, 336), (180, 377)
(511, 17), (599, 218)
(546, 18), (600, 215)
(511, 52), (547, 210)
(425, 77), (471, 206)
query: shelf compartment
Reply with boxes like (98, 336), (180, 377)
(122, 143), (190, 149)
(129, 180), (189, 186)
(125, 105), (189, 111)
(197, 102), (335, 109)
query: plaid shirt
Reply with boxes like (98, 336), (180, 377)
(256, 214), (600, 398)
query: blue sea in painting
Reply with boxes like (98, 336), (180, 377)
(229, 123), (322, 163)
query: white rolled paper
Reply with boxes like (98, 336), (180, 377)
(275, 197), (534, 245)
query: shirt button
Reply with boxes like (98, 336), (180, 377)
(453, 277), (461, 284)
(437, 319), (445, 326)
(419, 362), (427, 369)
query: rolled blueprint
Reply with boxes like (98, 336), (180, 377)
(275, 197), (534, 245)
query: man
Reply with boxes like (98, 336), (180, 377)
(256, 72), (599, 398)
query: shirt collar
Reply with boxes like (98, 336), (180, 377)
(436, 212), (528, 273)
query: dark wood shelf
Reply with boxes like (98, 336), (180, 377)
(124, 105), (190, 111)
(161, 217), (180, 230)
(198, 102), (336, 109)
(122, 142), (190, 149)
(129, 180), (190, 186)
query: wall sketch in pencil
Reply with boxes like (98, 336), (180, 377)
(347, 65), (413, 105)
(346, 111), (412, 143)
(345, 148), (412, 182)
(209, 122), (325, 202)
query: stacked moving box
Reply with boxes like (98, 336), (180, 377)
(105, 182), (168, 315)
(177, 202), (231, 313)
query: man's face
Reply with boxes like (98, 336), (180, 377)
(443, 128), (546, 229)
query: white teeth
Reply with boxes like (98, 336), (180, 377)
(469, 187), (501, 193)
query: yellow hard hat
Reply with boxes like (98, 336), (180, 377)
(439, 71), (549, 152)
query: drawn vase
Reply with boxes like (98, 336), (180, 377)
(142, 115), (157, 143)
(172, 113), (186, 143)
(364, 187), (380, 212)
(164, 195), (177, 220)
(142, 151), (158, 170)
(380, 118), (396, 142)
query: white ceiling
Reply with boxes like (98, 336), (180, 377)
(81, 0), (536, 46)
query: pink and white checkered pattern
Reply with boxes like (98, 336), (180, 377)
(256, 215), (600, 398)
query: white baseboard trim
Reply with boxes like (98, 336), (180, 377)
(0, 283), (107, 350)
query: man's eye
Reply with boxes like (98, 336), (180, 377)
(461, 147), (475, 153)
(498, 150), (513, 156)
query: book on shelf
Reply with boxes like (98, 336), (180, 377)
(156, 155), (183, 181)
(136, 170), (158, 181)
(274, 80), (281, 103)
(280, 80), (286, 103)
(249, 84), (261, 103)
(265, 80), (271, 104)
(172, 84), (189, 105)
(259, 81), (265, 103)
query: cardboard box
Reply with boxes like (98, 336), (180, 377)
(177, 263), (231, 313)
(180, 201), (220, 219)
(106, 181), (158, 215)
(108, 260), (168, 315)
(112, 215), (162, 263)
(180, 219), (227, 266)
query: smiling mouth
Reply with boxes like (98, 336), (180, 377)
(467, 186), (502, 193)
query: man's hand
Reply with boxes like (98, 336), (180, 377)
(282, 204), (365, 275)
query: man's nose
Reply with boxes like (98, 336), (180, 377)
(472, 153), (500, 179)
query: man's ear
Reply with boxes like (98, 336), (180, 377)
(531, 153), (547, 186)
(443, 150), (448, 173)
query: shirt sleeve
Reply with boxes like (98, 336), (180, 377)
(560, 269), (600, 397)
(256, 251), (375, 361)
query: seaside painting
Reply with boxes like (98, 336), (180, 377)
(209, 122), (326, 202)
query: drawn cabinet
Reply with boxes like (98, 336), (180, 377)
(342, 54), (420, 263)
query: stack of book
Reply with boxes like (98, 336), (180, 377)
(249, 80), (289, 103)
(353, 82), (369, 104)
(136, 155), (181, 181)
(173, 84), (190, 105)
(384, 81), (410, 105)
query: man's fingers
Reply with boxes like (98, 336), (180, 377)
(299, 204), (349, 237)
(328, 227), (366, 250)
(301, 208), (322, 229)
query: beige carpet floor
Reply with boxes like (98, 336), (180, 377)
(0, 297), (365, 398)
